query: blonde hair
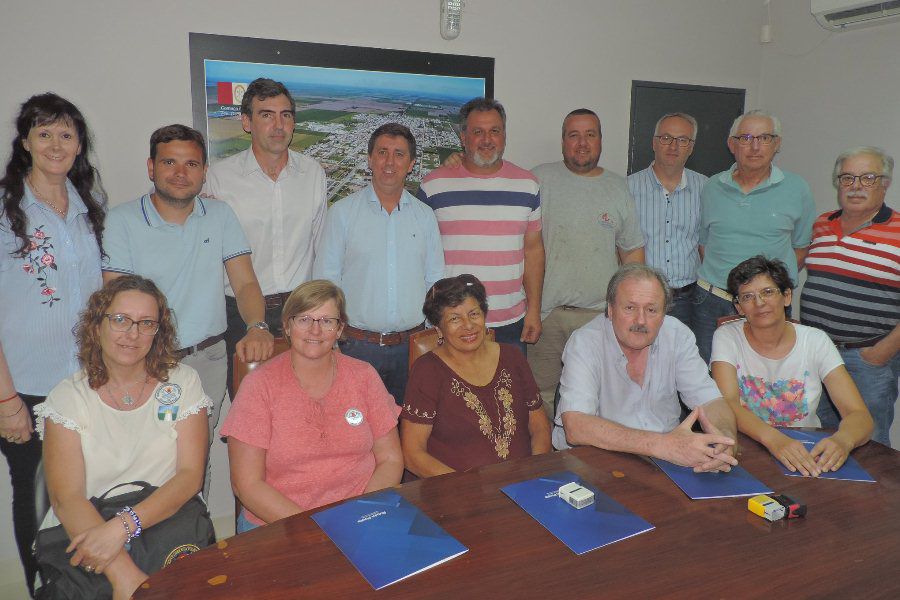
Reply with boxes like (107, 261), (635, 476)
(281, 280), (348, 338)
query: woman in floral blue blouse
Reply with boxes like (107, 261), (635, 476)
(0, 93), (106, 597)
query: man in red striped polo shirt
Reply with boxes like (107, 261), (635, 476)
(417, 98), (545, 353)
(800, 147), (899, 446)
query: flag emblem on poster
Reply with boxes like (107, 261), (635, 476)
(217, 82), (248, 106)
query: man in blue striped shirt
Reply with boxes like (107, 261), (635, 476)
(628, 113), (707, 328)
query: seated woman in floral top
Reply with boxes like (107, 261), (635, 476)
(401, 274), (551, 476)
(711, 256), (873, 478)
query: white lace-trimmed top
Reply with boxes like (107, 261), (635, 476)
(34, 364), (212, 529)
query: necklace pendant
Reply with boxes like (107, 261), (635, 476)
(122, 394), (134, 406)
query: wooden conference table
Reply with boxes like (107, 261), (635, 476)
(135, 435), (900, 599)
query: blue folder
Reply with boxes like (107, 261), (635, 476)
(311, 490), (468, 590)
(774, 428), (876, 482)
(652, 459), (772, 499)
(501, 470), (654, 555)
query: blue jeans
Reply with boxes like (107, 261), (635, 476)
(818, 347), (899, 447)
(668, 285), (695, 329)
(236, 510), (261, 534)
(491, 318), (526, 354)
(338, 337), (409, 406)
(690, 285), (735, 365)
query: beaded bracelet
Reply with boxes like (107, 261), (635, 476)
(116, 512), (133, 543)
(121, 506), (142, 537)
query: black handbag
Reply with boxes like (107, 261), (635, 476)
(34, 481), (215, 600)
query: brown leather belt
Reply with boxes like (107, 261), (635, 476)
(264, 292), (292, 310)
(176, 334), (225, 359)
(343, 323), (425, 346)
(836, 334), (888, 350)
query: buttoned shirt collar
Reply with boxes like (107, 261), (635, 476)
(239, 147), (311, 179)
(366, 186), (410, 213)
(22, 179), (90, 222)
(649, 162), (689, 193)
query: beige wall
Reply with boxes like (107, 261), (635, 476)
(0, 0), (896, 593)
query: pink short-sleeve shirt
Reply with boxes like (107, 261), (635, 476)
(221, 351), (401, 525)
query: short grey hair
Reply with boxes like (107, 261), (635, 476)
(832, 146), (894, 187)
(606, 264), (672, 312)
(459, 97), (506, 131)
(654, 112), (698, 140)
(729, 109), (782, 137)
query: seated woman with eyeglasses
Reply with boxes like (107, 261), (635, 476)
(710, 256), (873, 477)
(401, 275), (551, 477)
(34, 275), (211, 599)
(221, 280), (402, 533)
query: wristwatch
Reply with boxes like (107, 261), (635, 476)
(247, 321), (270, 332)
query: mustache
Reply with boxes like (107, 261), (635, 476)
(628, 324), (649, 333)
(845, 191), (868, 199)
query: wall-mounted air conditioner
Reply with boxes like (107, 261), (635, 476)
(812, 0), (900, 30)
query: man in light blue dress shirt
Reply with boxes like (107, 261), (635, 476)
(314, 123), (444, 405)
(628, 113), (707, 328)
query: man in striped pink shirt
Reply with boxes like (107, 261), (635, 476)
(417, 98), (545, 352)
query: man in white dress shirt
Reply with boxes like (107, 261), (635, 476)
(553, 264), (737, 472)
(205, 78), (327, 394)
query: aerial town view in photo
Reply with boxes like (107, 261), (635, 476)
(204, 59), (486, 203)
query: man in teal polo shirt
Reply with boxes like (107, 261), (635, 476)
(692, 110), (815, 364)
(103, 124), (274, 495)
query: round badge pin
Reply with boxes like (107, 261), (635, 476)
(345, 408), (364, 426)
(155, 383), (182, 406)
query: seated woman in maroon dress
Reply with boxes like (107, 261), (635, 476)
(401, 274), (551, 476)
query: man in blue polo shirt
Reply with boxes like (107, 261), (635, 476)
(692, 110), (815, 364)
(103, 124), (274, 492)
(314, 123), (444, 405)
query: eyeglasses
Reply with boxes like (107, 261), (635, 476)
(654, 134), (694, 148)
(730, 134), (779, 146)
(103, 313), (160, 335)
(735, 287), (781, 305)
(835, 173), (886, 188)
(290, 315), (342, 331)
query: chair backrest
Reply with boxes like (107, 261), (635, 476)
(232, 337), (292, 393)
(408, 328), (495, 368)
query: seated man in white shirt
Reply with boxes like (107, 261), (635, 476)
(553, 264), (738, 472)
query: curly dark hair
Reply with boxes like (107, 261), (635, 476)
(0, 93), (105, 257)
(422, 274), (489, 326)
(75, 275), (178, 389)
(726, 255), (794, 298)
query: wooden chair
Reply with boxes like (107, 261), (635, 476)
(232, 336), (291, 393)
(230, 337), (291, 529)
(407, 327), (495, 368)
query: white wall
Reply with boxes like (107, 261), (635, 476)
(759, 1), (900, 215)
(0, 0), (894, 593)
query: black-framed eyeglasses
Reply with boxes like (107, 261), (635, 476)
(103, 313), (160, 335)
(290, 315), (342, 331)
(730, 133), (779, 146)
(735, 287), (781, 305)
(835, 173), (886, 188)
(654, 134), (694, 148)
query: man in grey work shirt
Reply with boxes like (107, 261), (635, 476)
(529, 109), (645, 420)
(628, 113), (707, 328)
(554, 264), (737, 472)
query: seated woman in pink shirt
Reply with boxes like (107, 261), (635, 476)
(221, 280), (403, 533)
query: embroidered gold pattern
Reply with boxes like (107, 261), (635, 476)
(450, 369), (517, 459)
(404, 404), (436, 420)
